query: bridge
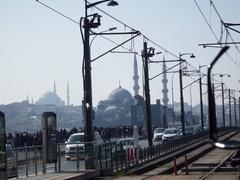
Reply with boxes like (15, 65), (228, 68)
(2, 128), (240, 180)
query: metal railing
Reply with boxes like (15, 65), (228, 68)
(2, 128), (236, 178)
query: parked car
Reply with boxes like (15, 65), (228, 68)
(153, 128), (165, 142)
(65, 131), (103, 161)
(117, 138), (134, 150)
(162, 128), (181, 142)
(185, 126), (196, 135)
(113, 137), (142, 153)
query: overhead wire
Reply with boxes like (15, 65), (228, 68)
(194, 0), (240, 69)
(210, 0), (240, 63)
(92, 3), (180, 59)
(35, 0), (200, 79)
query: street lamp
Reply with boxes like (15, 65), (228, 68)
(171, 73), (176, 113)
(199, 65), (207, 132)
(82, 0), (118, 169)
(219, 74), (230, 128)
(179, 53), (195, 136)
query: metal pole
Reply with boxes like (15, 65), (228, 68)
(234, 97), (237, 127)
(199, 75), (204, 131)
(190, 85), (193, 115)
(221, 82), (225, 127)
(179, 60), (185, 136)
(84, 0), (94, 169)
(229, 88), (232, 127)
(143, 42), (153, 147)
(239, 97), (240, 127)
(172, 73), (175, 112)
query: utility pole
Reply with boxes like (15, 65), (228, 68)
(221, 82), (225, 127)
(239, 97), (240, 127)
(142, 41), (154, 147)
(229, 88), (232, 127)
(83, 1), (94, 170)
(234, 97), (237, 127)
(179, 59), (185, 136)
(83, 8), (93, 144)
(199, 70), (204, 132)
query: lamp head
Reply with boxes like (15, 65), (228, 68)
(190, 54), (196, 58)
(108, 27), (117, 31)
(107, 0), (118, 6)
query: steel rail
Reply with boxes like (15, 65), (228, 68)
(200, 151), (234, 180)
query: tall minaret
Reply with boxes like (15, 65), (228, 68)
(67, 81), (70, 106)
(54, 80), (56, 94)
(162, 56), (169, 107)
(133, 53), (140, 96)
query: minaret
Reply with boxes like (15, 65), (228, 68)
(67, 81), (70, 106)
(133, 53), (140, 96)
(54, 80), (56, 94)
(162, 56), (169, 127)
(162, 56), (169, 107)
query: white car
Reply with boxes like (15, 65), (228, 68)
(153, 128), (165, 142)
(117, 138), (134, 150)
(65, 131), (103, 161)
(162, 128), (181, 142)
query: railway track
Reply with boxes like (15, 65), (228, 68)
(124, 130), (240, 177)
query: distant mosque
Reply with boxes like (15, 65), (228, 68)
(35, 81), (70, 107)
(94, 53), (170, 127)
(94, 53), (144, 127)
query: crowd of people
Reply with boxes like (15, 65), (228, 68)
(7, 125), (146, 148)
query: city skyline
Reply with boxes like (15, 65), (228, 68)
(1, 0), (240, 106)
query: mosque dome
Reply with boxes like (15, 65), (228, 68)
(108, 87), (133, 102)
(104, 105), (118, 117)
(36, 91), (65, 106)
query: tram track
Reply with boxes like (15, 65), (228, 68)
(125, 130), (240, 176)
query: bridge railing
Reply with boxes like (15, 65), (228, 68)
(4, 128), (235, 178)
(97, 130), (210, 174)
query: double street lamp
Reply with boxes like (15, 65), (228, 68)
(212, 74), (231, 127)
(82, 0), (118, 169)
(179, 53), (195, 136)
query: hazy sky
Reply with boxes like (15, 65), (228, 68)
(1, 0), (240, 106)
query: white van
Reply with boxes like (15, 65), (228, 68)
(65, 131), (103, 161)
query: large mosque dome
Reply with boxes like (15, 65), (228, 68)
(36, 91), (65, 106)
(108, 86), (133, 101)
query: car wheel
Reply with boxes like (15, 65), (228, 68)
(66, 157), (71, 161)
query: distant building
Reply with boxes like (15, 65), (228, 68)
(35, 91), (65, 106)
(35, 81), (65, 106)
(95, 86), (134, 127)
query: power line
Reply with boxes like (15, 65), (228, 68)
(35, 0), (79, 24)
(35, 0), (199, 72)
(91, 2), (179, 59)
(194, 0), (240, 70)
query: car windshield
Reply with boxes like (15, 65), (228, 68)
(164, 129), (177, 134)
(68, 134), (84, 143)
(155, 128), (165, 133)
(118, 139), (133, 146)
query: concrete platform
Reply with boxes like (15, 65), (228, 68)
(10, 170), (98, 180)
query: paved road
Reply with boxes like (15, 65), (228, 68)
(10, 138), (149, 178)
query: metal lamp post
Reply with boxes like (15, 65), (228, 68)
(179, 53), (195, 136)
(212, 73), (230, 128)
(199, 65), (207, 132)
(142, 42), (155, 147)
(83, 0), (118, 169)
